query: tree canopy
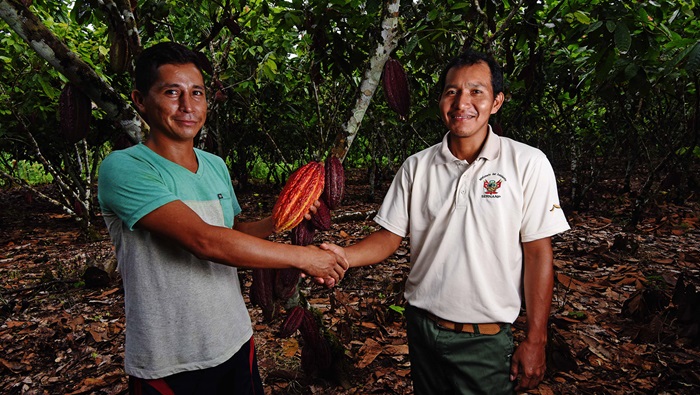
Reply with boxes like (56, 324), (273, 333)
(1, 0), (698, 230)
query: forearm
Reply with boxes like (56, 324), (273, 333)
(522, 238), (554, 345)
(233, 216), (275, 239)
(345, 228), (403, 268)
(136, 201), (330, 274)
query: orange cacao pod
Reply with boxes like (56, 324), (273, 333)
(59, 82), (92, 144)
(322, 156), (345, 210)
(291, 219), (316, 246)
(272, 161), (325, 232)
(278, 306), (306, 338)
(310, 199), (331, 231)
(382, 57), (410, 120)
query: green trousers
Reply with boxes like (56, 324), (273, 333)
(405, 305), (515, 395)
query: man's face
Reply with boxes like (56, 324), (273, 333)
(439, 62), (503, 140)
(132, 62), (207, 142)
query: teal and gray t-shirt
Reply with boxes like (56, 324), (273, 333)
(98, 144), (252, 379)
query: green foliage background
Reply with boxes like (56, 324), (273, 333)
(1, 0), (699, 228)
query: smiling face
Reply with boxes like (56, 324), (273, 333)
(132, 62), (207, 144)
(439, 62), (504, 142)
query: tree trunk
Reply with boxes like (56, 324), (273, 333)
(0, 0), (143, 143)
(329, 0), (401, 162)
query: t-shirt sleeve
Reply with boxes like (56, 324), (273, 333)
(520, 153), (570, 242)
(374, 163), (412, 238)
(98, 151), (179, 230)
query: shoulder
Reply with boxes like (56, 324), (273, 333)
(194, 148), (226, 166)
(497, 136), (549, 164)
(100, 145), (146, 172)
(403, 142), (441, 168)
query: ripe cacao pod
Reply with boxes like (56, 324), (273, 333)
(291, 219), (316, 246)
(382, 57), (410, 120)
(310, 199), (331, 231)
(300, 334), (332, 377)
(272, 161), (325, 232)
(278, 306), (306, 338)
(109, 33), (131, 74)
(59, 82), (92, 144)
(274, 268), (301, 300)
(299, 308), (320, 342)
(322, 156), (345, 210)
(251, 268), (276, 321)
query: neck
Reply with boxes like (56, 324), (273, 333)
(448, 132), (488, 163)
(145, 137), (198, 173)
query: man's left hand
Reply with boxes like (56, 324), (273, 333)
(510, 338), (547, 391)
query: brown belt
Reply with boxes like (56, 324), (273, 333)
(425, 312), (503, 335)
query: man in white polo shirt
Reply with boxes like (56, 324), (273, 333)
(322, 49), (569, 394)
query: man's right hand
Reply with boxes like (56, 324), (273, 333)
(308, 243), (349, 287)
(301, 245), (348, 286)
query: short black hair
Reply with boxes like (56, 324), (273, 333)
(133, 42), (209, 93)
(438, 49), (504, 96)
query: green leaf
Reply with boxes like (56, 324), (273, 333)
(614, 22), (631, 54)
(452, 3), (470, 10)
(624, 62), (638, 80)
(574, 11), (591, 24)
(606, 20), (616, 33)
(685, 42), (700, 74)
(585, 20), (604, 34)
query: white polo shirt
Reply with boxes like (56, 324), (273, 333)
(374, 129), (570, 324)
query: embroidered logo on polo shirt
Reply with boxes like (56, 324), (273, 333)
(479, 173), (506, 199)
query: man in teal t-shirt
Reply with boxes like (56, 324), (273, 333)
(98, 42), (347, 394)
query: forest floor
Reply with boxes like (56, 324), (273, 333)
(1, 169), (699, 395)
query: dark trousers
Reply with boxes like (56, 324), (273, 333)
(129, 336), (264, 395)
(406, 305), (515, 395)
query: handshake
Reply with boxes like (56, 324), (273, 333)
(299, 242), (349, 288)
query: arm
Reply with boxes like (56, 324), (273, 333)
(136, 200), (346, 281)
(510, 237), (554, 391)
(321, 228), (403, 268)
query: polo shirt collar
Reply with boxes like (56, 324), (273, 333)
(434, 126), (501, 166)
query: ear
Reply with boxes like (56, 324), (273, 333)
(131, 90), (146, 114)
(490, 92), (505, 114)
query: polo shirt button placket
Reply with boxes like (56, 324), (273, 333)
(456, 165), (471, 207)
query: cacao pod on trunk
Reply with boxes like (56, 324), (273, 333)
(274, 268), (301, 300)
(272, 161), (325, 232)
(109, 32), (131, 74)
(251, 268), (276, 321)
(382, 57), (410, 120)
(300, 334), (332, 377)
(310, 199), (331, 231)
(299, 308), (320, 342)
(59, 82), (92, 144)
(278, 305), (306, 338)
(322, 156), (345, 210)
(291, 219), (316, 246)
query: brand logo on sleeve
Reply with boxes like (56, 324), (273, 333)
(479, 173), (506, 199)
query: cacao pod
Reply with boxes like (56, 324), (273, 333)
(109, 33), (131, 74)
(299, 308), (320, 342)
(291, 219), (316, 246)
(310, 199), (331, 231)
(251, 268), (276, 321)
(59, 83), (92, 144)
(274, 268), (301, 300)
(272, 161), (325, 232)
(300, 335), (332, 377)
(382, 57), (410, 120)
(278, 306), (306, 338)
(322, 156), (345, 210)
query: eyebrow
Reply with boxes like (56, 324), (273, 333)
(160, 83), (206, 91)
